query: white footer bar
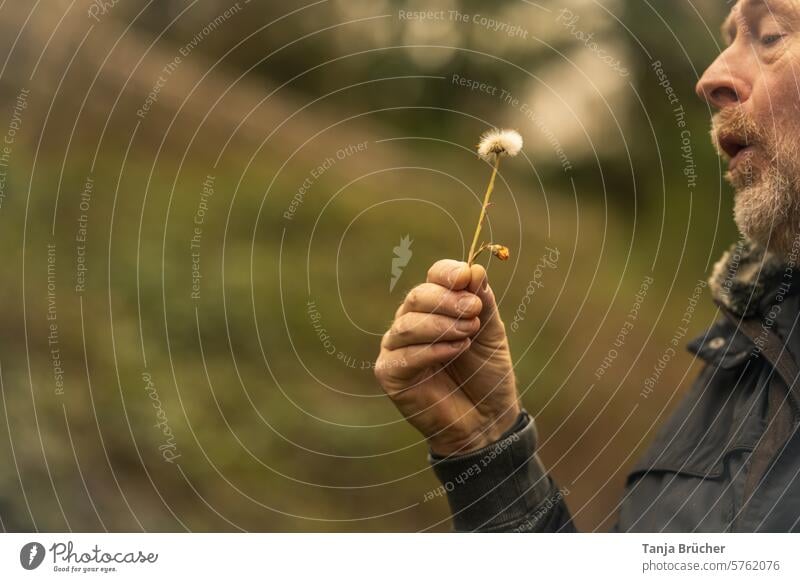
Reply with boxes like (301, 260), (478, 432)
(0, 533), (796, 581)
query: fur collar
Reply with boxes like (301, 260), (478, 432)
(709, 238), (787, 317)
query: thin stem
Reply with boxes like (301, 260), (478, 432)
(469, 242), (488, 263)
(467, 155), (501, 265)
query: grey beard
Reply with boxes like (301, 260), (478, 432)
(731, 149), (800, 258)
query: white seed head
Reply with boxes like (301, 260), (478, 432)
(477, 128), (523, 161)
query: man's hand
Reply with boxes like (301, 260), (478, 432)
(375, 259), (520, 456)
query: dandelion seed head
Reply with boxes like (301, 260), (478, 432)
(477, 129), (523, 161)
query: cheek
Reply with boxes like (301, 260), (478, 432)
(762, 50), (800, 121)
(751, 73), (800, 137)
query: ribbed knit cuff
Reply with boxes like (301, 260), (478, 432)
(429, 411), (552, 531)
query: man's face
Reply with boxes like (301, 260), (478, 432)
(696, 0), (800, 256)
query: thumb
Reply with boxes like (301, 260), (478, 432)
(467, 263), (507, 346)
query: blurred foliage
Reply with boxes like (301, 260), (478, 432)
(0, 0), (741, 532)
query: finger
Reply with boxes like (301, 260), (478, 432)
(399, 283), (483, 318)
(377, 339), (472, 383)
(468, 263), (497, 316)
(382, 312), (480, 350)
(426, 259), (472, 290)
(468, 263), (505, 342)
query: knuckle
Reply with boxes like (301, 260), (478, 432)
(405, 286), (422, 310)
(393, 314), (413, 338)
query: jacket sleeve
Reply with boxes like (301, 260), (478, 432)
(428, 410), (576, 532)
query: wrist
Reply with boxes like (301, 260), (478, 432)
(428, 410), (559, 531)
(429, 403), (522, 457)
(484, 403), (523, 441)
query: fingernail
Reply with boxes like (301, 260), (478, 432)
(456, 318), (474, 331)
(457, 296), (478, 313)
(481, 276), (488, 291)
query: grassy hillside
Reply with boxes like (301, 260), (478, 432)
(0, 1), (735, 531)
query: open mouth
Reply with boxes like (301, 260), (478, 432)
(717, 134), (754, 171)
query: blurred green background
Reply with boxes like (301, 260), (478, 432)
(0, 0), (738, 532)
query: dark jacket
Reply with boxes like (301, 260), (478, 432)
(430, 241), (800, 532)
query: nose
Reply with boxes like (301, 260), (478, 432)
(695, 49), (752, 108)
